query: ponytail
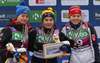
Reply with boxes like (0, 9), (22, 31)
(81, 19), (88, 28)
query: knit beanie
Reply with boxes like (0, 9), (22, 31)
(68, 6), (81, 18)
(42, 7), (55, 21)
(16, 1), (30, 17)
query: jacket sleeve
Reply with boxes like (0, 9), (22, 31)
(60, 25), (74, 53)
(60, 25), (69, 41)
(88, 23), (100, 62)
(0, 27), (12, 59)
(60, 25), (75, 46)
(27, 28), (36, 52)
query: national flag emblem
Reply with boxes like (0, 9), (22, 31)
(91, 34), (96, 41)
(37, 30), (41, 34)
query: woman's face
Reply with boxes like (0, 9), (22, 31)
(17, 14), (29, 24)
(70, 14), (81, 25)
(43, 17), (54, 29)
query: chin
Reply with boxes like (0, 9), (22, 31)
(45, 26), (53, 29)
(45, 27), (52, 29)
(22, 22), (27, 24)
(47, 28), (51, 29)
(74, 23), (78, 25)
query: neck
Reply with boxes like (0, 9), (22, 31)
(44, 28), (52, 34)
(69, 21), (81, 30)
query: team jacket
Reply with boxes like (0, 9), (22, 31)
(60, 21), (100, 62)
(0, 19), (32, 63)
(27, 26), (60, 58)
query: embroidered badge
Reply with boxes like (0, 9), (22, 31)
(91, 34), (96, 41)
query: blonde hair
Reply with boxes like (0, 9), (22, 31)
(81, 19), (88, 28)
(22, 24), (28, 40)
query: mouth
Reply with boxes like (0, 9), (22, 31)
(23, 20), (27, 22)
(47, 25), (52, 26)
(73, 20), (79, 23)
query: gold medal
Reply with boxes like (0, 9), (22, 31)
(69, 23), (82, 47)
(42, 28), (54, 44)
(74, 42), (77, 46)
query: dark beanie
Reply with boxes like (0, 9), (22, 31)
(42, 7), (55, 21)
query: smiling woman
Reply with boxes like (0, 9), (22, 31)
(27, 7), (59, 63)
(60, 6), (100, 63)
(0, 1), (33, 63)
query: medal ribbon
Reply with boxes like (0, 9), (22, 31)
(42, 28), (54, 44)
(21, 24), (28, 47)
(69, 22), (82, 46)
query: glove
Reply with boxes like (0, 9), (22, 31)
(14, 48), (28, 62)
(7, 51), (15, 58)
(94, 61), (100, 63)
(60, 45), (67, 51)
(14, 50), (21, 58)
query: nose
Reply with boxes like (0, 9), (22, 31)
(75, 17), (78, 19)
(23, 17), (28, 21)
(47, 21), (51, 23)
(24, 17), (27, 19)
